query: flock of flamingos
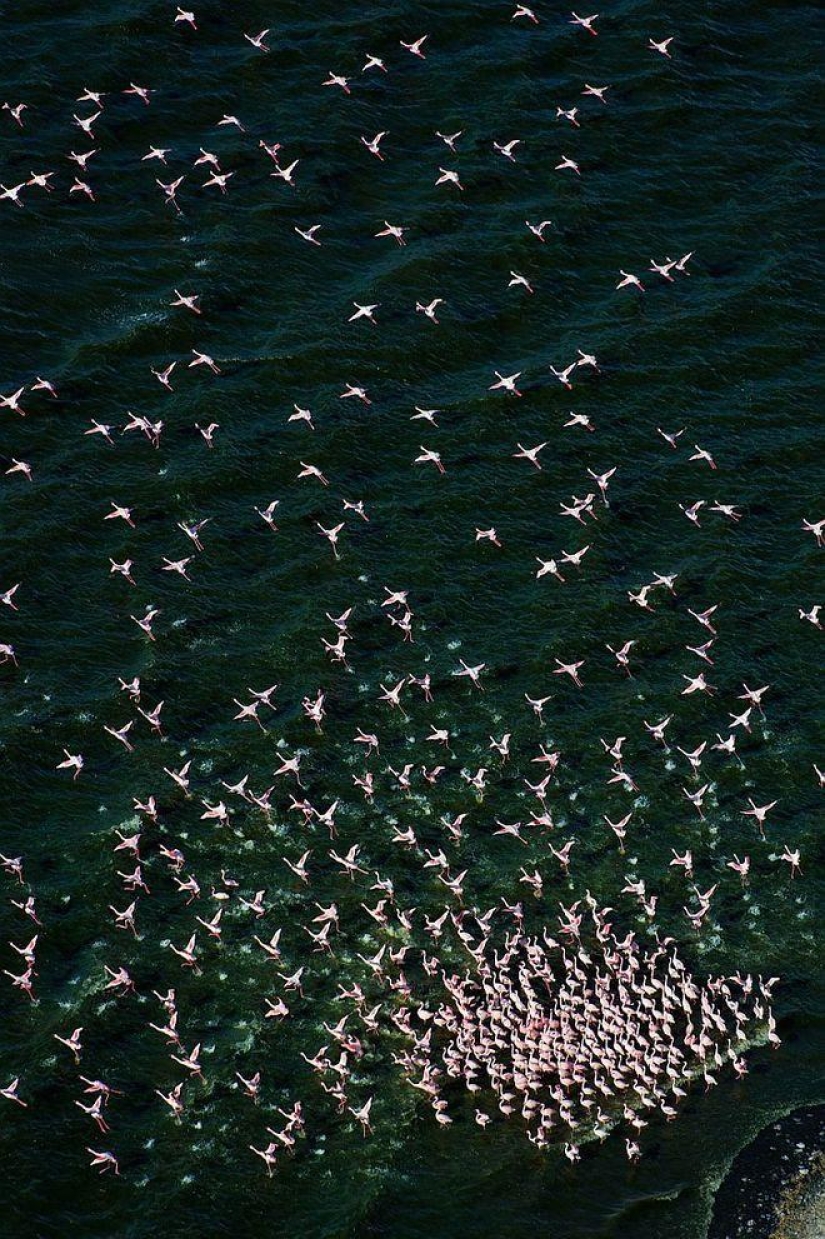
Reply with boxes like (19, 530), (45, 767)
(1, 4), (820, 1185)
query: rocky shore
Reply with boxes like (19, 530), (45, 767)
(771, 1151), (825, 1239)
(708, 1105), (825, 1239)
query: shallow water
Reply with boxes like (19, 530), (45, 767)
(0, 2), (822, 1237)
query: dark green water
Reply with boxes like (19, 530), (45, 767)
(0, 2), (822, 1236)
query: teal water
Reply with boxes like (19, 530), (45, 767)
(0, 2), (822, 1236)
